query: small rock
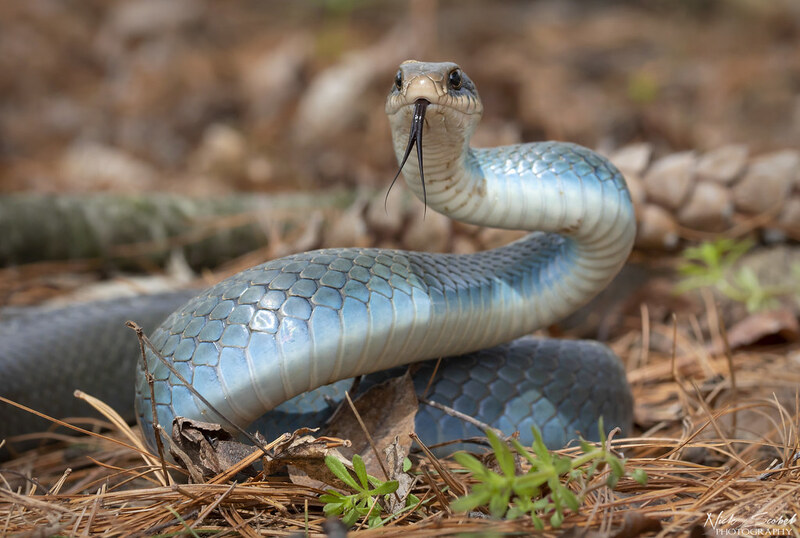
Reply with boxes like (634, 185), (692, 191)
(191, 124), (247, 177)
(61, 142), (157, 190)
(643, 151), (696, 210)
(733, 150), (800, 214)
(609, 143), (653, 177)
(695, 144), (748, 184)
(677, 180), (733, 232)
(636, 205), (679, 249)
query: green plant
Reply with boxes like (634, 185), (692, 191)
(451, 426), (646, 529)
(676, 238), (800, 312)
(319, 454), (400, 528)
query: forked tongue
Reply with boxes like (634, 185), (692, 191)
(386, 99), (429, 214)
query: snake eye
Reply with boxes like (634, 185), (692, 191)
(394, 70), (403, 90)
(448, 69), (462, 90)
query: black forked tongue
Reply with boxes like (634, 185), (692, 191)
(386, 99), (429, 215)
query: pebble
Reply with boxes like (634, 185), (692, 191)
(609, 143), (653, 177)
(643, 151), (696, 210)
(732, 150), (799, 214)
(61, 142), (156, 190)
(635, 205), (679, 250)
(677, 180), (733, 232)
(695, 144), (748, 184)
(191, 124), (247, 177)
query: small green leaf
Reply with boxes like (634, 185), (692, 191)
(352, 454), (370, 490)
(451, 489), (494, 513)
(369, 480), (399, 496)
(325, 455), (360, 491)
(550, 509), (564, 528)
(341, 508), (359, 528)
(486, 429), (516, 477)
(606, 455), (625, 478)
(510, 437), (538, 466)
(489, 488), (511, 518)
(560, 487), (580, 512)
(632, 468), (648, 485)
(403, 457), (412, 473)
(530, 426), (552, 462)
(319, 492), (345, 504)
(552, 455), (572, 475)
(606, 472), (619, 489)
(531, 514), (544, 530)
(454, 452), (489, 475)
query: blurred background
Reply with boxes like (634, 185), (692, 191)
(1, 0), (798, 196)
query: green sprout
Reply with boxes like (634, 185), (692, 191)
(451, 425), (646, 529)
(676, 238), (800, 312)
(319, 453), (427, 529)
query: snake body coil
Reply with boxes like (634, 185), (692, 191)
(0, 61), (635, 452)
(134, 61), (636, 450)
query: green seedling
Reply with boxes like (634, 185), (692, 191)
(451, 425), (647, 529)
(676, 238), (800, 312)
(320, 454), (424, 528)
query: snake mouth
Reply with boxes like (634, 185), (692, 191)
(387, 98), (430, 213)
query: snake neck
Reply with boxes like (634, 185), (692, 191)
(393, 125), (636, 264)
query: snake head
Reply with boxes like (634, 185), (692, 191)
(385, 61), (483, 212)
(385, 60), (482, 118)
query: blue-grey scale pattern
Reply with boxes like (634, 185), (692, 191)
(249, 336), (631, 452)
(134, 231), (631, 451)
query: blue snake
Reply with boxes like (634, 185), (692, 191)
(1, 61), (634, 452)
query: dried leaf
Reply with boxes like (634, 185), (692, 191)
(725, 308), (799, 349)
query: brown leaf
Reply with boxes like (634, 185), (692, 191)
(323, 371), (419, 478)
(725, 308), (799, 349)
(169, 418), (258, 481)
(268, 436), (354, 491)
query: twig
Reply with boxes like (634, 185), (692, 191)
(418, 397), (503, 439)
